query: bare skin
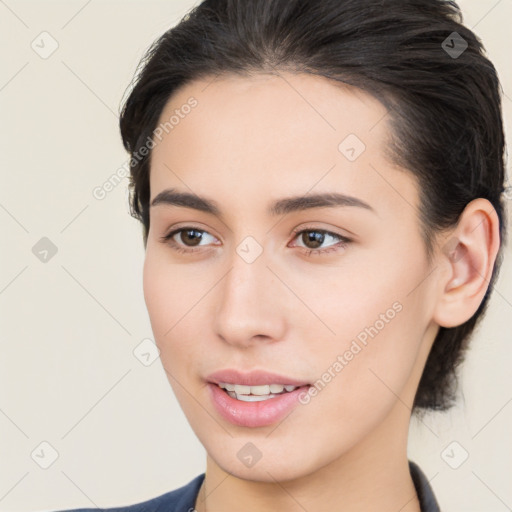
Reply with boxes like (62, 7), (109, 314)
(142, 71), (500, 512)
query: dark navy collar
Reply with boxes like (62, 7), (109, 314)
(409, 460), (441, 512)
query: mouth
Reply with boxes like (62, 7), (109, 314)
(216, 382), (305, 402)
(207, 381), (310, 428)
(205, 370), (312, 427)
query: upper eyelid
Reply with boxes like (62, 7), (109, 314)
(162, 226), (217, 243)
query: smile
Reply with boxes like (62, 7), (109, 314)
(218, 382), (300, 401)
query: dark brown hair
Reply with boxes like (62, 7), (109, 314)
(119, 0), (508, 415)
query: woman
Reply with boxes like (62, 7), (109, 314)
(58, 0), (507, 510)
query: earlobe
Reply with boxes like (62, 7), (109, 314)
(433, 198), (500, 328)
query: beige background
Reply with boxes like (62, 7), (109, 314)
(0, 1), (511, 511)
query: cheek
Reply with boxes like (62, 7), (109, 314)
(298, 253), (429, 413)
(142, 251), (191, 374)
(142, 249), (212, 378)
(142, 247), (202, 337)
(296, 300), (425, 454)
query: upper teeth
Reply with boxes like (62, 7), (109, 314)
(218, 383), (299, 395)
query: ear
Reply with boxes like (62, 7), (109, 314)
(433, 198), (501, 328)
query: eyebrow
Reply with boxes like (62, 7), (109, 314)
(150, 188), (376, 217)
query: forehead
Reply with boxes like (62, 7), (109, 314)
(153, 71), (389, 153)
(149, 71), (419, 219)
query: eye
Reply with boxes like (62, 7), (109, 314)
(160, 227), (219, 254)
(289, 227), (352, 256)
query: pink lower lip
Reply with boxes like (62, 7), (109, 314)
(207, 382), (310, 428)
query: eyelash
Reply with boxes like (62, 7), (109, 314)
(159, 225), (352, 257)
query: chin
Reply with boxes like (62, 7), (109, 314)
(202, 431), (343, 483)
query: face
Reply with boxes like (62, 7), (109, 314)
(143, 72), (440, 481)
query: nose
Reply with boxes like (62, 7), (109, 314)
(213, 244), (288, 348)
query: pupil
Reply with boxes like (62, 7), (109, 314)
(182, 229), (202, 246)
(303, 231), (323, 249)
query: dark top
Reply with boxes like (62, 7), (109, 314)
(56, 460), (440, 512)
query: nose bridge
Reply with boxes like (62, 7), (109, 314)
(214, 237), (286, 345)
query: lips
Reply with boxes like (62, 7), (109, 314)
(207, 382), (310, 427)
(204, 369), (311, 427)
(206, 368), (310, 387)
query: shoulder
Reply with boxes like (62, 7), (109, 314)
(52, 473), (205, 512)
